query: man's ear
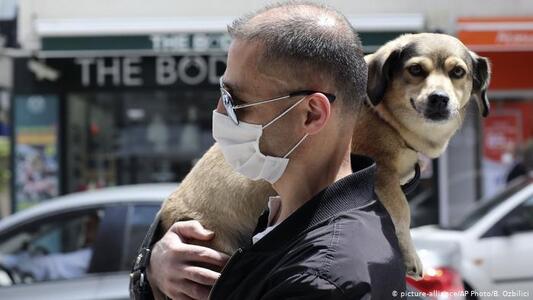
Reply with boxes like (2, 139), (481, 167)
(304, 93), (331, 135)
(366, 48), (402, 106)
(470, 51), (491, 117)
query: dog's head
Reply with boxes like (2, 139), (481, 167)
(366, 33), (491, 127)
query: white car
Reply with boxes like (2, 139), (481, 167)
(411, 177), (533, 300)
(0, 183), (176, 300)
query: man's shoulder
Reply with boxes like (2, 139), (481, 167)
(272, 205), (405, 297)
(290, 206), (401, 267)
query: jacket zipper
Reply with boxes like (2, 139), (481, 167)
(208, 248), (244, 300)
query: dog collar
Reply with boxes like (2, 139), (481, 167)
(401, 163), (421, 195)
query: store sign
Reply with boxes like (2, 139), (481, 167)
(150, 33), (231, 52)
(41, 31), (413, 54)
(41, 33), (231, 53)
(12, 55), (227, 92)
(458, 17), (533, 51)
(74, 55), (226, 88)
(14, 95), (59, 211)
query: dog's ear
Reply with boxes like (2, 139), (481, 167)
(367, 49), (402, 106)
(470, 51), (491, 117)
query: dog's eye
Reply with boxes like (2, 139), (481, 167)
(407, 64), (424, 77)
(450, 66), (466, 79)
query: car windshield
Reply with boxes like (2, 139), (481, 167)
(448, 178), (531, 231)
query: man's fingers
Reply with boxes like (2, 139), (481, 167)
(181, 265), (220, 286)
(172, 220), (215, 241)
(178, 279), (211, 300)
(173, 244), (230, 267)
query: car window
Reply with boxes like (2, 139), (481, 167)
(0, 209), (103, 285)
(502, 196), (533, 231)
(449, 179), (530, 231)
(121, 204), (160, 271)
(482, 195), (533, 238)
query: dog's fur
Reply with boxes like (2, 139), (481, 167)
(160, 33), (490, 279)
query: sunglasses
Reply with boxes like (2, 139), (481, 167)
(220, 77), (336, 125)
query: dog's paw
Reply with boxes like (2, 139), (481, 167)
(405, 252), (424, 280)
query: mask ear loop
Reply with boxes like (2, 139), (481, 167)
(283, 133), (309, 158)
(263, 96), (308, 129)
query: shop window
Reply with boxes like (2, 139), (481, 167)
(66, 90), (217, 192)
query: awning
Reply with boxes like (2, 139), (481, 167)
(35, 14), (425, 57)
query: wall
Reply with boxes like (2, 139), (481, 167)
(17, 0), (533, 50)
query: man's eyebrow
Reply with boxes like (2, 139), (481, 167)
(222, 80), (240, 93)
(222, 80), (247, 103)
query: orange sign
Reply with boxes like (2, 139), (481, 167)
(458, 17), (533, 51)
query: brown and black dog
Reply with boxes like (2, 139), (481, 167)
(160, 33), (490, 279)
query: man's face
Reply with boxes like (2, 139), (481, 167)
(217, 39), (305, 157)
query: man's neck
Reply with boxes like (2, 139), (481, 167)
(271, 144), (353, 225)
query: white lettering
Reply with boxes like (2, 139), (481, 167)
(156, 57), (177, 85)
(178, 56), (207, 85)
(150, 35), (163, 51)
(193, 34), (209, 51)
(75, 58), (95, 87)
(123, 57), (143, 86)
(151, 33), (231, 52)
(151, 34), (189, 52)
(97, 58), (120, 86)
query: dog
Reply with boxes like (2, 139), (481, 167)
(159, 33), (490, 280)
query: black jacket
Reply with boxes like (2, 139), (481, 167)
(208, 155), (406, 299)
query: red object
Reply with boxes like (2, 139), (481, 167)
(90, 122), (100, 136)
(479, 51), (533, 90)
(483, 102), (533, 162)
(483, 110), (522, 162)
(406, 267), (464, 296)
(457, 17), (533, 91)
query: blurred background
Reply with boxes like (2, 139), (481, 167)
(0, 0), (531, 299)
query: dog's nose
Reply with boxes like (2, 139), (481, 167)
(428, 92), (449, 110)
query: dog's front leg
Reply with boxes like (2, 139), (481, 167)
(375, 169), (424, 280)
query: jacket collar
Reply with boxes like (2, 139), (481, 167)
(249, 154), (377, 252)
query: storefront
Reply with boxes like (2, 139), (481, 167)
(458, 17), (533, 198)
(9, 54), (225, 211)
(6, 15), (425, 212)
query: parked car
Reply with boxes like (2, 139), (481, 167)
(411, 176), (533, 300)
(0, 183), (432, 300)
(0, 183), (176, 300)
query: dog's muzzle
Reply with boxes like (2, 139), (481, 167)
(424, 91), (450, 121)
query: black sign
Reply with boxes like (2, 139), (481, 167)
(14, 55), (227, 93)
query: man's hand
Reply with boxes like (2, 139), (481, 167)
(147, 220), (230, 300)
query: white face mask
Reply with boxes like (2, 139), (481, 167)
(212, 96), (309, 183)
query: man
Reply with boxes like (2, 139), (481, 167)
(133, 2), (406, 299)
(0, 213), (99, 282)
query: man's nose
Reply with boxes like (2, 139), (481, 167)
(216, 98), (227, 115)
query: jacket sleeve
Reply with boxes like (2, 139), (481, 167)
(129, 212), (162, 300)
(260, 271), (371, 300)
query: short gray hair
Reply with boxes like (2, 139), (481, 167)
(228, 1), (367, 113)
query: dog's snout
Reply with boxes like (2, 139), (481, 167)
(428, 92), (449, 110)
(424, 91), (451, 121)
